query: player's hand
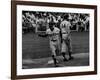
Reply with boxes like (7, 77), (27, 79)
(38, 34), (48, 37)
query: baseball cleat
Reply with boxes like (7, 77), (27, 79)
(63, 58), (68, 61)
(69, 56), (74, 60)
(54, 64), (59, 67)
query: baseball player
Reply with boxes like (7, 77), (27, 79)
(38, 22), (61, 67)
(60, 15), (74, 60)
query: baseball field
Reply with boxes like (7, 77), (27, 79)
(22, 31), (89, 68)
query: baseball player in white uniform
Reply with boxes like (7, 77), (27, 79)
(60, 15), (74, 60)
(38, 22), (61, 67)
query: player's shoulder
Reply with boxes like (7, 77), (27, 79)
(54, 27), (60, 31)
(46, 28), (51, 33)
(54, 27), (59, 30)
(61, 20), (67, 24)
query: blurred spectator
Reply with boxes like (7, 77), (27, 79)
(22, 11), (90, 34)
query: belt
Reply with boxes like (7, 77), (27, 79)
(62, 32), (68, 34)
(51, 40), (57, 42)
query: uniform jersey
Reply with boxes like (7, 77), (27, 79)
(60, 20), (71, 34)
(60, 20), (72, 53)
(46, 27), (60, 41)
(60, 20), (71, 40)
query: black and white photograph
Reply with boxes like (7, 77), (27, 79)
(22, 11), (90, 69)
(11, 1), (97, 79)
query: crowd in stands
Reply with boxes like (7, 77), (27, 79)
(22, 11), (89, 34)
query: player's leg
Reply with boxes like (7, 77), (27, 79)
(56, 40), (61, 55)
(66, 38), (74, 60)
(50, 42), (59, 67)
(61, 41), (68, 61)
(51, 55), (59, 67)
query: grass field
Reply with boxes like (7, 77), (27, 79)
(22, 31), (89, 59)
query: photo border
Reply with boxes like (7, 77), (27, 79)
(11, 1), (97, 80)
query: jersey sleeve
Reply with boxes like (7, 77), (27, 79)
(68, 22), (71, 27)
(60, 22), (63, 29)
(46, 29), (50, 35)
(46, 29), (49, 34)
(55, 27), (60, 33)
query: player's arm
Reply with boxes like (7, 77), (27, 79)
(60, 24), (63, 43)
(38, 29), (52, 37)
(67, 22), (71, 36)
(38, 33), (48, 37)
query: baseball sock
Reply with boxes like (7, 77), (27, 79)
(52, 55), (58, 66)
(62, 52), (68, 61)
(69, 51), (74, 60)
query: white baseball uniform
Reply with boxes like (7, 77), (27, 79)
(60, 20), (72, 53)
(46, 27), (61, 56)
